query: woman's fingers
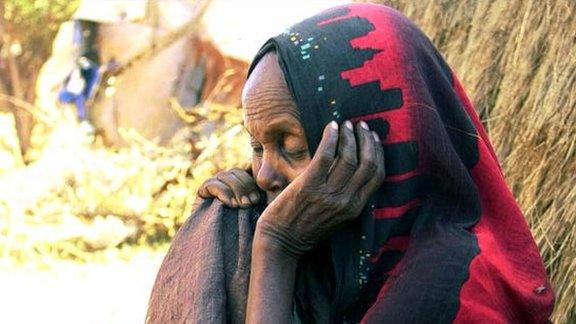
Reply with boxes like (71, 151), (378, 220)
(331, 120), (385, 210)
(348, 121), (379, 189)
(327, 120), (358, 187)
(369, 131), (386, 185)
(197, 167), (261, 209)
(229, 168), (262, 205)
(308, 121), (339, 180)
(216, 170), (258, 208)
(198, 178), (239, 208)
(355, 130), (386, 201)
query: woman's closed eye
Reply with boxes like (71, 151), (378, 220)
(281, 135), (308, 160)
(279, 134), (308, 159)
(250, 134), (308, 160)
(250, 140), (264, 156)
(282, 145), (307, 159)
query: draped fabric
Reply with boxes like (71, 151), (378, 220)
(146, 200), (260, 324)
(248, 3), (554, 323)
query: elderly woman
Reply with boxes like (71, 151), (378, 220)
(146, 4), (553, 323)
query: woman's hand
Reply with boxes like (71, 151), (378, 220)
(197, 168), (262, 208)
(256, 120), (385, 256)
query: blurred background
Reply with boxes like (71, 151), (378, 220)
(0, 0), (573, 323)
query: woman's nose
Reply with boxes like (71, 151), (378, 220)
(256, 156), (287, 194)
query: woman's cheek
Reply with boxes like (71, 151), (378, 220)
(251, 156), (262, 183)
(286, 157), (312, 182)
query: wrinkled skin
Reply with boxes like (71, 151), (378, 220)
(198, 51), (311, 208)
(197, 52), (386, 322)
(199, 52), (385, 250)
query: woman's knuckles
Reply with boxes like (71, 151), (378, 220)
(358, 156), (379, 175)
(297, 187), (343, 212)
(341, 154), (358, 170)
(230, 167), (246, 174)
(312, 191), (349, 212)
(314, 148), (336, 172)
(196, 169), (263, 209)
(333, 198), (350, 213)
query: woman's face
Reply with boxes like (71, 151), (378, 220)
(242, 52), (312, 204)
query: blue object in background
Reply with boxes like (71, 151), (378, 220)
(58, 20), (101, 122)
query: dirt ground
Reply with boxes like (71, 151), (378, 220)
(0, 250), (166, 324)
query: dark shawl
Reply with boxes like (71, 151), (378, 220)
(147, 3), (554, 323)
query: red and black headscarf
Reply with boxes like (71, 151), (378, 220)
(249, 3), (554, 323)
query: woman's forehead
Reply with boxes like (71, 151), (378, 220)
(243, 97), (302, 138)
(243, 52), (301, 130)
(243, 52), (287, 103)
(245, 113), (305, 141)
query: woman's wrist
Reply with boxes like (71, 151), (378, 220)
(247, 220), (300, 323)
(254, 218), (313, 259)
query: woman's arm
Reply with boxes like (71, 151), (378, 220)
(245, 121), (386, 322)
(246, 227), (299, 323)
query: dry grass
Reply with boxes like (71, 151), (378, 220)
(0, 102), (250, 265)
(364, 0), (575, 322)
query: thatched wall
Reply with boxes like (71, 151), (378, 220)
(362, 0), (575, 322)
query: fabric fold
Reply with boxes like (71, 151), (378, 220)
(146, 199), (259, 324)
